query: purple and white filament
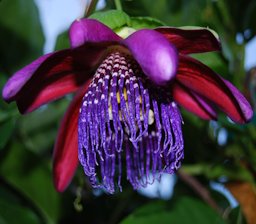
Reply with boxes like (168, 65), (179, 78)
(78, 52), (184, 193)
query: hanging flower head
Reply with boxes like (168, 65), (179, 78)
(2, 18), (253, 193)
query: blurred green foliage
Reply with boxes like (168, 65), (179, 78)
(0, 0), (256, 223)
(121, 197), (226, 224)
(0, 0), (44, 74)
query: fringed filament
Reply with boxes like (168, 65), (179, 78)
(78, 52), (184, 193)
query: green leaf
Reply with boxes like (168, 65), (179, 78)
(0, 0), (44, 74)
(130, 16), (165, 29)
(121, 197), (226, 224)
(0, 118), (15, 150)
(18, 100), (68, 154)
(0, 142), (61, 223)
(0, 198), (40, 224)
(0, 185), (41, 224)
(89, 9), (131, 29)
(55, 31), (69, 51)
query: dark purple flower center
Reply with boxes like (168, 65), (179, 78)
(78, 52), (184, 193)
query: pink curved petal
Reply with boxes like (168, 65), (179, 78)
(173, 82), (217, 120)
(69, 18), (122, 48)
(176, 55), (253, 124)
(53, 81), (90, 192)
(2, 50), (70, 102)
(223, 80), (253, 122)
(156, 27), (221, 54)
(123, 29), (178, 85)
(3, 42), (118, 114)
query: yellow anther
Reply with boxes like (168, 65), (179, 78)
(117, 91), (120, 103)
(116, 88), (128, 104)
(123, 88), (128, 101)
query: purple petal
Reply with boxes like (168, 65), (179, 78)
(224, 80), (253, 122)
(177, 55), (253, 124)
(69, 18), (122, 48)
(2, 52), (59, 102)
(3, 42), (120, 114)
(123, 29), (178, 85)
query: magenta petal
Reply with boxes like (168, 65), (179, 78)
(224, 80), (253, 122)
(2, 52), (61, 102)
(2, 49), (76, 108)
(69, 18), (122, 48)
(53, 82), (90, 192)
(3, 43), (117, 114)
(123, 29), (178, 85)
(173, 82), (217, 120)
(156, 27), (221, 54)
(177, 55), (253, 124)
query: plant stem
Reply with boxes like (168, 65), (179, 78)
(84, 0), (99, 17)
(114, 0), (123, 11)
(178, 170), (222, 215)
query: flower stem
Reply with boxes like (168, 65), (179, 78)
(84, 0), (99, 17)
(114, 0), (123, 11)
(177, 170), (222, 215)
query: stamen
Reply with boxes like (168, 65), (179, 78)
(78, 52), (184, 193)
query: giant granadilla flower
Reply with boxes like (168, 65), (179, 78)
(2, 19), (253, 193)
